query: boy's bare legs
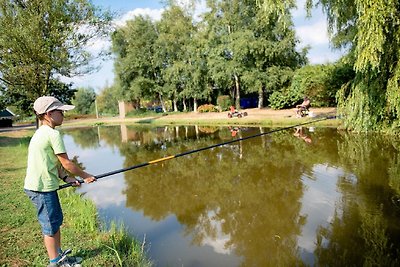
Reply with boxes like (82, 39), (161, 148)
(44, 229), (61, 260)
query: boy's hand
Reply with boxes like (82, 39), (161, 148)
(64, 176), (82, 187)
(83, 176), (97, 184)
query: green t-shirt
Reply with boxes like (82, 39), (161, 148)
(24, 125), (67, 192)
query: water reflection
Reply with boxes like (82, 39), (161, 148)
(61, 125), (400, 266)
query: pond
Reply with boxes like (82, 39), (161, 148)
(62, 124), (400, 267)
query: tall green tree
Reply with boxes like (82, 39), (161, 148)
(182, 27), (212, 112)
(304, 0), (400, 131)
(245, 2), (307, 108)
(155, 5), (196, 111)
(0, 0), (112, 114)
(205, 0), (254, 108)
(205, 0), (305, 108)
(112, 15), (161, 109)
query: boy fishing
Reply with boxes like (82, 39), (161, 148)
(24, 96), (96, 267)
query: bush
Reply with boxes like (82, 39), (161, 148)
(269, 89), (300, 109)
(197, 104), (218, 113)
(217, 95), (232, 111)
(126, 107), (150, 117)
(268, 63), (355, 109)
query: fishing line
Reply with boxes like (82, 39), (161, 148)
(59, 116), (334, 190)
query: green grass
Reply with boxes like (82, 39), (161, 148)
(0, 134), (152, 267)
(143, 116), (342, 127)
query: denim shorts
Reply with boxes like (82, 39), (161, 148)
(24, 189), (63, 236)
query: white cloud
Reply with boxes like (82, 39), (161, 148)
(85, 37), (111, 54)
(64, 7), (164, 90)
(198, 209), (234, 255)
(114, 8), (164, 27)
(296, 20), (329, 46)
(69, 1), (342, 89)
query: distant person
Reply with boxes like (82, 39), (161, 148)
(230, 105), (237, 113)
(296, 96), (311, 117)
(24, 96), (96, 267)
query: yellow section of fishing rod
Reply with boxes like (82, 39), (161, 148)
(149, 155), (175, 164)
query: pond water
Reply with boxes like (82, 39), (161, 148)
(62, 124), (400, 267)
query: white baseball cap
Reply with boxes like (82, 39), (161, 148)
(33, 96), (75, 115)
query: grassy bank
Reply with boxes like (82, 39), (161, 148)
(0, 134), (152, 267)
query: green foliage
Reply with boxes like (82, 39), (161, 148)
(105, 223), (152, 267)
(216, 95), (232, 111)
(0, 0), (113, 113)
(269, 63), (355, 109)
(112, 15), (159, 103)
(268, 88), (304, 109)
(112, 1), (306, 112)
(197, 104), (218, 113)
(126, 108), (157, 117)
(97, 85), (119, 115)
(72, 87), (96, 115)
(308, 0), (400, 131)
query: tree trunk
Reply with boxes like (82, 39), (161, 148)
(173, 98), (178, 112)
(258, 86), (263, 109)
(159, 94), (166, 112)
(234, 74), (240, 109)
(182, 98), (187, 111)
(193, 98), (198, 112)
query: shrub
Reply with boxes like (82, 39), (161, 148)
(217, 95), (232, 111)
(197, 104), (218, 113)
(268, 63), (355, 109)
(269, 89), (300, 109)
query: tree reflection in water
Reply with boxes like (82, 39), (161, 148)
(63, 125), (400, 266)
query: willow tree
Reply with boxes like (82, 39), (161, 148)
(307, 0), (399, 131)
(0, 0), (112, 113)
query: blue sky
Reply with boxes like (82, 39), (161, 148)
(68, 0), (344, 91)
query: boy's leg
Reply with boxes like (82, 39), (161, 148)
(44, 229), (61, 260)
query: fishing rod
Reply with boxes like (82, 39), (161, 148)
(59, 116), (334, 190)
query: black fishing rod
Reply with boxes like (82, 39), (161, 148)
(59, 116), (334, 190)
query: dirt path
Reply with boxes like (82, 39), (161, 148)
(162, 107), (336, 120)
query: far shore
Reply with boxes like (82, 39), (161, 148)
(0, 107), (340, 135)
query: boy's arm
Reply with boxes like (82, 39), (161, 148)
(56, 153), (96, 184)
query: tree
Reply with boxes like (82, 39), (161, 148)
(204, 0), (305, 109)
(205, 0), (255, 108)
(245, 2), (307, 108)
(304, 0), (400, 131)
(112, 15), (161, 109)
(0, 0), (113, 114)
(97, 85), (119, 115)
(72, 87), (96, 114)
(155, 5), (196, 111)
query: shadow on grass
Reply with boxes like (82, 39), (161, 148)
(75, 247), (104, 262)
(136, 114), (168, 124)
